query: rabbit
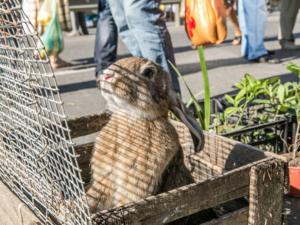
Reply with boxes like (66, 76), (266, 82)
(86, 57), (204, 213)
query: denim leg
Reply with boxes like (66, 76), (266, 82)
(238, 0), (267, 60)
(94, 0), (118, 76)
(107, 0), (142, 56)
(107, 0), (180, 93)
(123, 0), (180, 93)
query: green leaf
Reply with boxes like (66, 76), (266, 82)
(287, 62), (300, 78)
(263, 76), (280, 85)
(256, 89), (268, 96)
(224, 94), (235, 105)
(245, 74), (257, 87)
(192, 101), (205, 128)
(224, 107), (238, 116)
(235, 88), (246, 102)
(252, 99), (270, 105)
(168, 60), (205, 129)
(235, 82), (244, 89)
(277, 84), (285, 104)
(186, 91), (204, 108)
(278, 104), (289, 113)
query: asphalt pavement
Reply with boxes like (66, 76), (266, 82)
(56, 12), (300, 119)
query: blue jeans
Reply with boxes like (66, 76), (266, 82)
(94, 0), (118, 76)
(107, 0), (180, 93)
(238, 0), (268, 60)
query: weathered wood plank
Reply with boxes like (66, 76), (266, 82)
(0, 181), (41, 225)
(74, 141), (223, 183)
(248, 159), (285, 225)
(199, 134), (269, 171)
(202, 207), (248, 225)
(92, 163), (253, 225)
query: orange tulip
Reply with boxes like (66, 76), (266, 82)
(185, 0), (227, 46)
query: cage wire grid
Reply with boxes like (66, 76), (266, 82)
(0, 0), (91, 224)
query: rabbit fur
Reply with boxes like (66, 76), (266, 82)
(86, 57), (202, 213)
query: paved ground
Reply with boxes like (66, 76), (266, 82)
(54, 12), (300, 224)
(284, 195), (300, 225)
(56, 12), (300, 119)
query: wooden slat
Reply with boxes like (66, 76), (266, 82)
(0, 182), (41, 225)
(74, 141), (223, 183)
(248, 159), (285, 225)
(202, 207), (248, 225)
(92, 163), (254, 225)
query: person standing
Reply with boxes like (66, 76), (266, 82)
(94, 0), (118, 87)
(106, 0), (180, 93)
(278, 0), (300, 50)
(224, 0), (242, 46)
(238, 0), (279, 63)
(22, 0), (71, 69)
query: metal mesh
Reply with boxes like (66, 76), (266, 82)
(0, 0), (90, 224)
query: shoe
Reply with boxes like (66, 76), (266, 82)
(280, 41), (300, 50)
(232, 36), (241, 46)
(251, 54), (280, 64)
(267, 50), (275, 55)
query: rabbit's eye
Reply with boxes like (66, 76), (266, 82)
(141, 67), (154, 79)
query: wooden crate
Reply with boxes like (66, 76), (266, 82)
(68, 112), (286, 225)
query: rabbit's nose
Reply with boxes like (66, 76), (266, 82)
(103, 74), (113, 81)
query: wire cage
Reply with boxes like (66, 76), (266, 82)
(0, 0), (90, 224)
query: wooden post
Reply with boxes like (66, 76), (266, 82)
(248, 159), (285, 225)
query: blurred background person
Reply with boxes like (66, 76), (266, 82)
(238, 0), (279, 63)
(22, 0), (71, 69)
(94, 0), (118, 87)
(224, 0), (242, 46)
(67, 11), (89, 36)
(278, 0), (300, 50)
(106, 0), (180, 93)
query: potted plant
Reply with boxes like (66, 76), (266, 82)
(211, 72), (298, 153)
(289, 119), (300, 197)
(285, 63), (300, 196)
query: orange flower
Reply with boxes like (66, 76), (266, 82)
(185, 6), (196, 38)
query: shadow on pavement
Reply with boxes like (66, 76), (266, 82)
(284, 195), (300, 225)
(177, 57), (249, 75)
(57, 72), (298, 94)
(58, 80), (97, 93)
(177, 48), (300, 75)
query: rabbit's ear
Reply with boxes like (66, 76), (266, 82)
(169, 91), (204, 152)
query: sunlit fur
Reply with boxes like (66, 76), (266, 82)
(100, 57), (170, 120)
(86, 57), (182, 212)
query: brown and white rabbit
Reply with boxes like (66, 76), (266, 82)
(86, 57), (204, 213)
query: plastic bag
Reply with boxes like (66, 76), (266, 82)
(37, 0), (53, 26)
(40, 0), (64, 56)
(185, 0), (227, 46)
